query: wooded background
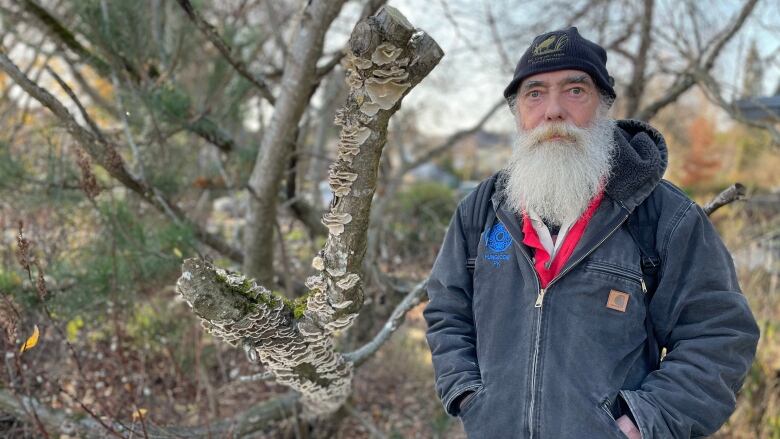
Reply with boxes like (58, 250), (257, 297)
(0, 0), (778, 437)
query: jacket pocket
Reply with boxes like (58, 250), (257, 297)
(597, 398), (629, 439)
(459, 384), (486, 419)
(585, 260), (644, 291)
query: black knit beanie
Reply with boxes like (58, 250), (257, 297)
(503, 27), (615, 103)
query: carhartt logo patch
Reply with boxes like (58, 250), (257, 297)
(606, 290), (629, 312)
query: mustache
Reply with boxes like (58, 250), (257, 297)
(521, 121), (585, 146)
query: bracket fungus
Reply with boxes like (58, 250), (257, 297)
(312, 256), (325, 271)
(343, 52), (373, 71)
(371, 42), (403, 65)
(328, 167), (358, 197)
(359, 101), (381, 117)
(365, 78), (410, 110)
(321, 212), (353, 236)
(336, 273), (360, 290)
(305, 274), (327, 293)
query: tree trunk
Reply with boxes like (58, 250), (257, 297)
(244, 0), (347, 285)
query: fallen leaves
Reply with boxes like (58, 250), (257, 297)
(20, 324), (39, 353)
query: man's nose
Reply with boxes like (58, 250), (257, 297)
(544, 96), (565, 121)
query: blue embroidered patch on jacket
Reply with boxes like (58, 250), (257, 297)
(484, 223), (512, 267)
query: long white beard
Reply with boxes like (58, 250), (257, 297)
(502, 115), (617, 227)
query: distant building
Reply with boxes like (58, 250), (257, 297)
(408, 162), (458, 187)
(451, 129), (512, 178)
(734, 95), (780, 122)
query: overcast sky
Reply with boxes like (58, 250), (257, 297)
(324, 0), (780, 136)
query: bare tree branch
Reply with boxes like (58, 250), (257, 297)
(400, 99), (505, 175)
(186, 114), (239, 153)
(0, 49), (245, 263)
(315, 50), (347, 80)
(343, 279), (427, 367)
(19, 0), (243, 154)
(703, 183), (747, 216)
(19, 0), (118, 79)
(484, 0), (513, 72)
(635, 0), (758, 121)
(692, 68), (780, 147)
(175, 0), (276, 105)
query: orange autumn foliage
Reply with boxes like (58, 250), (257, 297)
(679, 116), (722, 188)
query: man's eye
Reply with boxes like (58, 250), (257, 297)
(528, 91), (540, 98)
(570, 87), (583, 95)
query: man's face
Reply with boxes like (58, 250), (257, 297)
(502, 69), (615, 227)
(514, 69), (601, 131)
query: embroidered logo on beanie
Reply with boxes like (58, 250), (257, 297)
(531, 34), (569, 61)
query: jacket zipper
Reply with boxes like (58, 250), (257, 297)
(516, 246), (542, 438)
(601, 397), (614, 418)
(525, 212), (630, 438)
(585, 261), (648, 293)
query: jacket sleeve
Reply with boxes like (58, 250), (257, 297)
(423, 203), (483, 416)
(620, 202), (760, 438)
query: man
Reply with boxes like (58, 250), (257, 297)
(423, 27), (760, 438)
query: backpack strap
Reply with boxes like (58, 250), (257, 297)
(464, 172), (501, 274)
(624, 194), (663, 366)
(624, 196), (662, 297)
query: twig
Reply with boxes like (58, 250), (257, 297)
(343, 280), (428, 366)
(0, 49), (245, 263)
(484, 0), (513, 72)
(636, 0), (759, 121)
(100, 0), (147, 182)
(703, 183), (747, 216)
(175, 0), (275, 105)
(43, 65), (107, 145)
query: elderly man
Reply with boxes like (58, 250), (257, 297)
(423, 27), (759, 438)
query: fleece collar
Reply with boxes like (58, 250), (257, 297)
(604, 119), (668, 211)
